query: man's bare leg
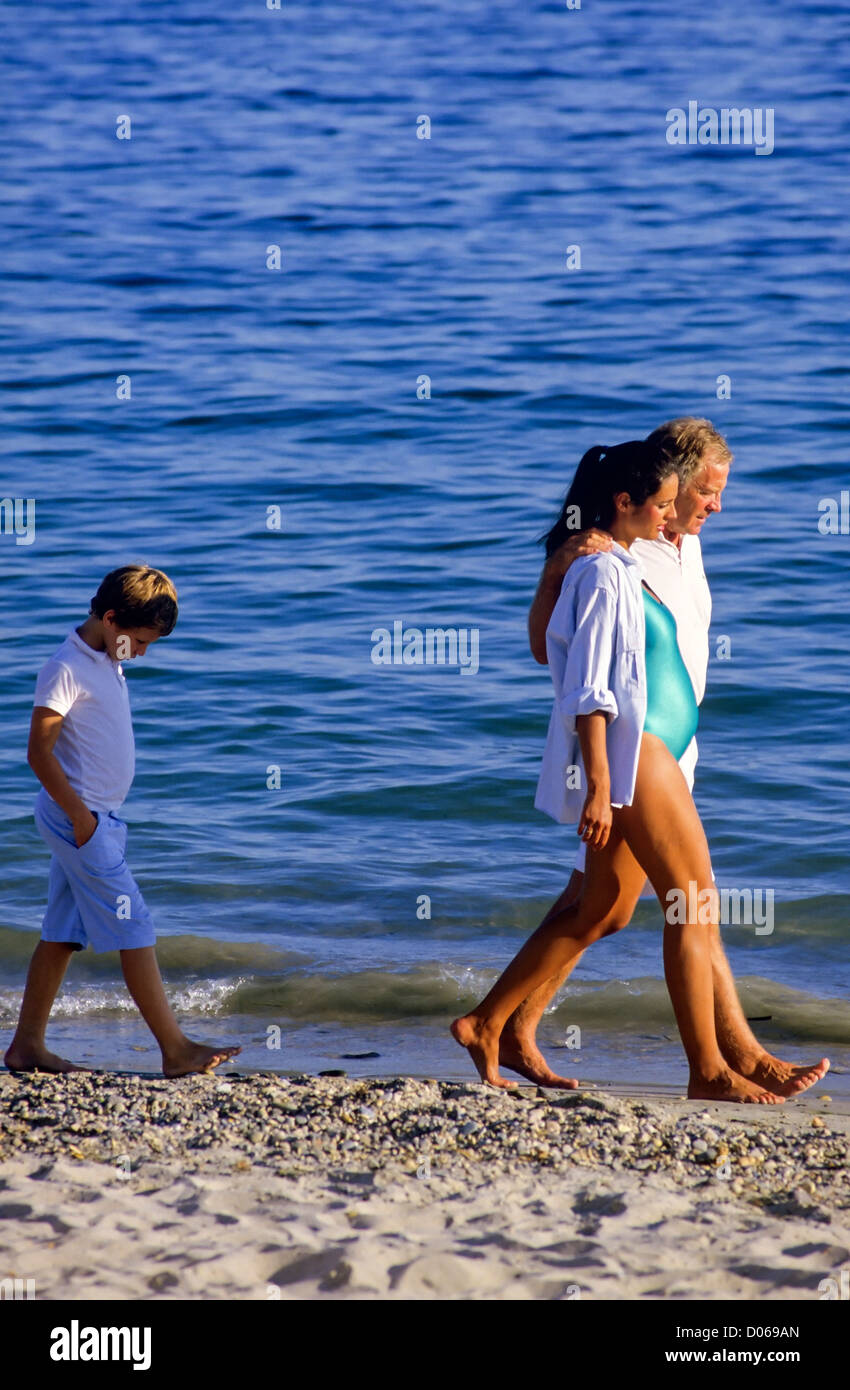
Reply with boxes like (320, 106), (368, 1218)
(120, 946), (241, 1078)
(4, 941), (87, 1072)
(613, 737), (782, 1103)
(708, 934), (829, 1096)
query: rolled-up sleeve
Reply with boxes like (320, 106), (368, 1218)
(552, 579), (619, 728)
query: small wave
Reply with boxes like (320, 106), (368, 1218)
(0, 978), (248, 1024)
(1, 959), (845, 1046)
(0, 926), (308, 978)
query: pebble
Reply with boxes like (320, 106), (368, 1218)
(0, 1074), (846, 1216)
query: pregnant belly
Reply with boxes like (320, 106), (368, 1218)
(644, 667), (699, 762)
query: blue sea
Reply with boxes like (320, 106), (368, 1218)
(1, 0), (848, 1089)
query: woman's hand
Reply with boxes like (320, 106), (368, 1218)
(578, 786), (612, 851)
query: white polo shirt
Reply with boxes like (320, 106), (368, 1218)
(631, 532), (710, 786)
(33, 628), (136, 811)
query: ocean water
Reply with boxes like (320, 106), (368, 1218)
(1, 0), (848, 1088)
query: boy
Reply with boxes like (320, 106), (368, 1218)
(4, 564), (241, 1078)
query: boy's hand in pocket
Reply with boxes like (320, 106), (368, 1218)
(73, 810), (98, 848)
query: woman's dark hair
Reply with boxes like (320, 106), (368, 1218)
(540, 439), (675, 558)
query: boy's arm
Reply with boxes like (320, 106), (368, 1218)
(28, 707), (97, 847)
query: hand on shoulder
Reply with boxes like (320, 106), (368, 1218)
(544, 529), (613, 579)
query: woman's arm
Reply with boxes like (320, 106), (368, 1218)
(553, 559), (620, 847)
(576, 711), (612, 850)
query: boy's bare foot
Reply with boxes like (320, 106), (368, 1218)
(162, 1041), (242, 1079)
(688, 1067), (785, 1104)
(498, 1032), (579, 1089)
(733, 1052), (830, 1098)
(4, 1043), (87, 1073)
(451, 1015), (518, 1089)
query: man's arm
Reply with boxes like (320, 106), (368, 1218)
(528, 529), (613, 665)
(28, 707), (97, 847)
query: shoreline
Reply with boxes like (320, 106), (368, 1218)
(1, 1070), (848, 1300)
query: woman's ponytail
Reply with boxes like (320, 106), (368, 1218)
(539, 437), (673, 558)
(541, 445), (611, 557)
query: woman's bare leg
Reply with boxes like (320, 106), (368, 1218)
(498, 866), (645, 1087)
(452, 829), (647, 1087)
(454, 733), (783, 1101)
(501, 874), (828, 1096)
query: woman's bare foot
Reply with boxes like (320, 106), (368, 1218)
(162, 1041), (241, 1079)
(498, 1032), (579, 1089)
(688, 1067), (785, 1104)
(734, 1052), (830, 1098)
(4, 1043), (87, 1073)
(451, 1015), (517, 1089)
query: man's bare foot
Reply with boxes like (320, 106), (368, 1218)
(162, 1041), (241, 1079)
(688, 1067), (785, 1104)
(4, 1043), (87, 1074)
(733, 1052), (830, 1098)
(451, 1015), (517, 1089)
(498, 1032), (579, 1089)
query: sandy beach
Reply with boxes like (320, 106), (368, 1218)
(1, 1069), (848, 1301)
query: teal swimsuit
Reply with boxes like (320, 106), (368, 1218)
(641, 585), (699, 760)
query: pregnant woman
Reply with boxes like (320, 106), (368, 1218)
(452, 438), (785, 1103)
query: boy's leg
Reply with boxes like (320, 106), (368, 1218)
(120, 947), (241, 1078)
(34, 800), (241, 1078)
(4, 941), (85, 1072)
(6, 823), (88, 1071)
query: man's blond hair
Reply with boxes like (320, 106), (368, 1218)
(90, 564), (178, 635)
(646, 417), (732, 486)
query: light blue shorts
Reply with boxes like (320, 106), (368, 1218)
(34, 788), (156, 954)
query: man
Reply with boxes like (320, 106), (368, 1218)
(500, 417), (828, 1097)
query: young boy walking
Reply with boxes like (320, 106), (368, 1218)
(4, 564), (241, 1078)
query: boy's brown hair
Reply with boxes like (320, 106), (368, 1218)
(645, 417), (733, 486)
(90, 565), (178, 635)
